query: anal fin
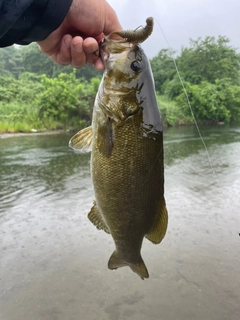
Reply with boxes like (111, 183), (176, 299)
(145, 198), (168, 244)
(88, 201), (110, 234)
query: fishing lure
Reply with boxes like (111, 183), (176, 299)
(107, 17), (154, 44)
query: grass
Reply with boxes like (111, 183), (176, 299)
(0, 121), (32, 133)
(0, 100), (85, 133)
(0, 92), (192, 133)
(0, 101), (62, 133)
(157, 94), (193, 126)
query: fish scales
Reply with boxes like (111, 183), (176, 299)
(69, 18), (168, 279)
(92, 109), (164, 259)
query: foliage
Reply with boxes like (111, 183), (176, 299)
(0, 46), (24, 78)
(76, 65), (103, 82)
(151, 35), (240, 124)
(150, 49), (177, 94)
(176, 79), (240, 123)
(151, 36), (240, 93)
(1, 35), (240, 132)
(0, 71), (100, 133)
(0, 75), (42, 103)
(163, 76), (186, 100)
(19, 43), (55, 77)
(177, 36), (240, 85)
(157, 95), (191, 126)
(0, 43), (102, 80)
(0, 75), (44, 132)
(36, 72), (100, 129)
(37, 72), (81, 124)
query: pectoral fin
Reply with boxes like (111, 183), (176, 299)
(145, 199), (168, 244)
(69, 126), (92, 153)
(88, 201), (110, 234)
(97, 117), (114, 158)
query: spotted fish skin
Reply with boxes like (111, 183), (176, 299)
(69, 21), (168, 279)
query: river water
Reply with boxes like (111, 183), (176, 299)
(0, 125), (240, 320)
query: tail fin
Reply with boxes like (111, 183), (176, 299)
(108, 251), (149, 280)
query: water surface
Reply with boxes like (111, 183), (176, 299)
(0, 126), (240, 320)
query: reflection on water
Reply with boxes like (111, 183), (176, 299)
(0, 135), (91, 218)
(0, 126), (240, 320)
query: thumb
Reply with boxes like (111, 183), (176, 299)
(102, 2), (122, 35)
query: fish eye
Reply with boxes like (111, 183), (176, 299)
(131, 60), (141, 72)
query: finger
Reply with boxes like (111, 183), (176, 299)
(56, 34), (72, 65)
(95, 33), (104, 43)
(83, 38), (100, 65)
(103, 3), (123, 34)
(94, 57), (105, 70)
(71, 36), (86, 68)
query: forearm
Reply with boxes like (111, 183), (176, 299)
(0, 0), (72, 47)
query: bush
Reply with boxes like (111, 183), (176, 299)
(176, 79), (240, 123)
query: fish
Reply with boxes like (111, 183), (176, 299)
(69, 18), (168, 279)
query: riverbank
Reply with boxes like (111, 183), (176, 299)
(0, 120), (229, 139)
(0, 129), (67, 139)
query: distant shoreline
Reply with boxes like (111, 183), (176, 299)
(0, 130), (68, 139)
(0, 122), (228, 139)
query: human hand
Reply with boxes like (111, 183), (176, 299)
(37, 0), (122, 70)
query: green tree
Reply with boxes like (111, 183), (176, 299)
(214, 78), (240, 122)
(177, 36), (240, 85)
(20, 43), (102, 80)
(176, 79), (240, 123)
(0, 49), (11, 77)
(0, 46), (24, 78)
(75, 65), (103, 81)
(37, 71), (100, 129)
(150, 48), (177, 94)
(20, 43), (56, 77)
(0, 76), (42, 103)
(0, 75), (44, 132)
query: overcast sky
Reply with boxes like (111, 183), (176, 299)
(107, 0), (240, 57)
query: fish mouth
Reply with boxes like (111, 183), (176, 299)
(100, 39), (134, 64)
(99, 40), (109, 65)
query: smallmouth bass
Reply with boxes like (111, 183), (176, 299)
(70, 18), (168, 279)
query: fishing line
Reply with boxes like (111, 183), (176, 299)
(154, 18), (219, 184)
